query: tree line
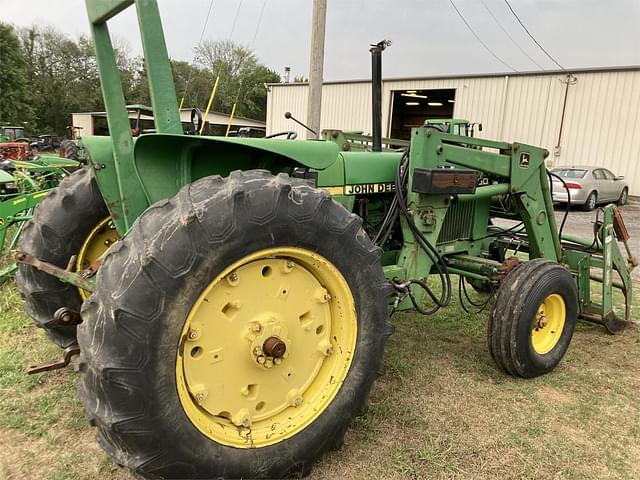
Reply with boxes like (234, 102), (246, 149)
(0, 23), (280, 136)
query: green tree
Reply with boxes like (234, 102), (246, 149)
(193, 39), (279, 120)
(20, 27), (103, 134)
(18, 27), (146, 135)
(172, 60), (213, 110)
(0, 23), (34, 131)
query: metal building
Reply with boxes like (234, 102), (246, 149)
(72, 107), (265, 136)
(266, 66), (640, 195)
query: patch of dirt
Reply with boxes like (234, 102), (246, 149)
(535, 384), (573, 405)
(0, 427), (130, 480)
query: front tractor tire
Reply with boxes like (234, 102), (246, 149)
(16, 168), (116, 348)
(77, 170), (392, 479)
(488, 259), (578, 378)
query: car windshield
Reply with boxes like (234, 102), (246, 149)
(551, 169), (588, 179)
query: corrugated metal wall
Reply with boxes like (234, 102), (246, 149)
(267, 69), (640, 195)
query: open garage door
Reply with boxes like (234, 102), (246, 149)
(389, 88), (455, 139)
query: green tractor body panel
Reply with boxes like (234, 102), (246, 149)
(337, 151), (400, 191)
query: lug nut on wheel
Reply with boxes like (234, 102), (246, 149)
(232, 408), (252, 428)
(194, 390), (208, 404)
(227, 272), (239, 285)
(287, 389), (303, 407)
(318, 340), (334, 356)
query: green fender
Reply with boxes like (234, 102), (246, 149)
(134, 134), (339, 204)
(82, 134), (340, 232)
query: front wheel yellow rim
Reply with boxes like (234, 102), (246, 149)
(176, 247), (357, 448)
(531, 293), (566, 355)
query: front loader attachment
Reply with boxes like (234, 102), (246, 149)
(561, 204), (636, 333)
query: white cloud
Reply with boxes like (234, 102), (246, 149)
(0, 0), (637, 80)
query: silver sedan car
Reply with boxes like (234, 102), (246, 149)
(550, 166), (629, 211)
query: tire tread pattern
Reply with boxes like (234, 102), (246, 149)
(16, 168), (109, 347)
(78, 170), (393, 479)
(488, 259), (577, 378)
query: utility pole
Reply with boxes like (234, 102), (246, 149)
(306, 0), (327, 139)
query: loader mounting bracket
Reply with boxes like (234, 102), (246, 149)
(27, 344), (80, 375)
(15, 251), (96, 292)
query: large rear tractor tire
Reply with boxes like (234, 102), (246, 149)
(488, 259), (577, 378)
(16, 168), (118, 348)
(77, 170), (393, 479)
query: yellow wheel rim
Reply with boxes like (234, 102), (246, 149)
(76, 217), (119, 300)
(531, 293), (566, 355)
(176, 247), (357, 448)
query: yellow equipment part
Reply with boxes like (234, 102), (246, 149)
(76, 217), (120, 300)
(531, 293), (566, 355)
(176, 247), (357, 448)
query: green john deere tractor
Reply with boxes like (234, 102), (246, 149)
(13, 1), (635, 479)
(0, 125), (29, 143)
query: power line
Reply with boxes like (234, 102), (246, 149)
(228, 0), (244, 41)
(225, 0), (268, 136)
(502, 0), (567, 72)
(179, 0), (215, 109)
(249, 0), (268, 46)
(479, 0), (545, 70)
(197, 0), (216, 46)
(448, 0), (518, 72)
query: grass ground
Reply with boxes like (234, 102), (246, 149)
(0, 277), (638, 480)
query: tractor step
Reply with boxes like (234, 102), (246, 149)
(27, 344), (80, 375)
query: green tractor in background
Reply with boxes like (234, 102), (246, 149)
(0, 125), (29, 143)
(322, 118), (480, 152)
(11, 1), (636, 479)
(0, 155), (80, 282)
(423, 118), (482, 137)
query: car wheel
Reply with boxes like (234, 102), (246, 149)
(617, 188), (628, 206)
(583, 191), (597, 211)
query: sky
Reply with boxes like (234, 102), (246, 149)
(0, 0), (638, 81)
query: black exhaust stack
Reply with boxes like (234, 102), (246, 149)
(370, 40), (390, 152)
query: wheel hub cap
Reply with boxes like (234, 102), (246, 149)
(176, 247), (357, 448)
(531, 293), (566, 355)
